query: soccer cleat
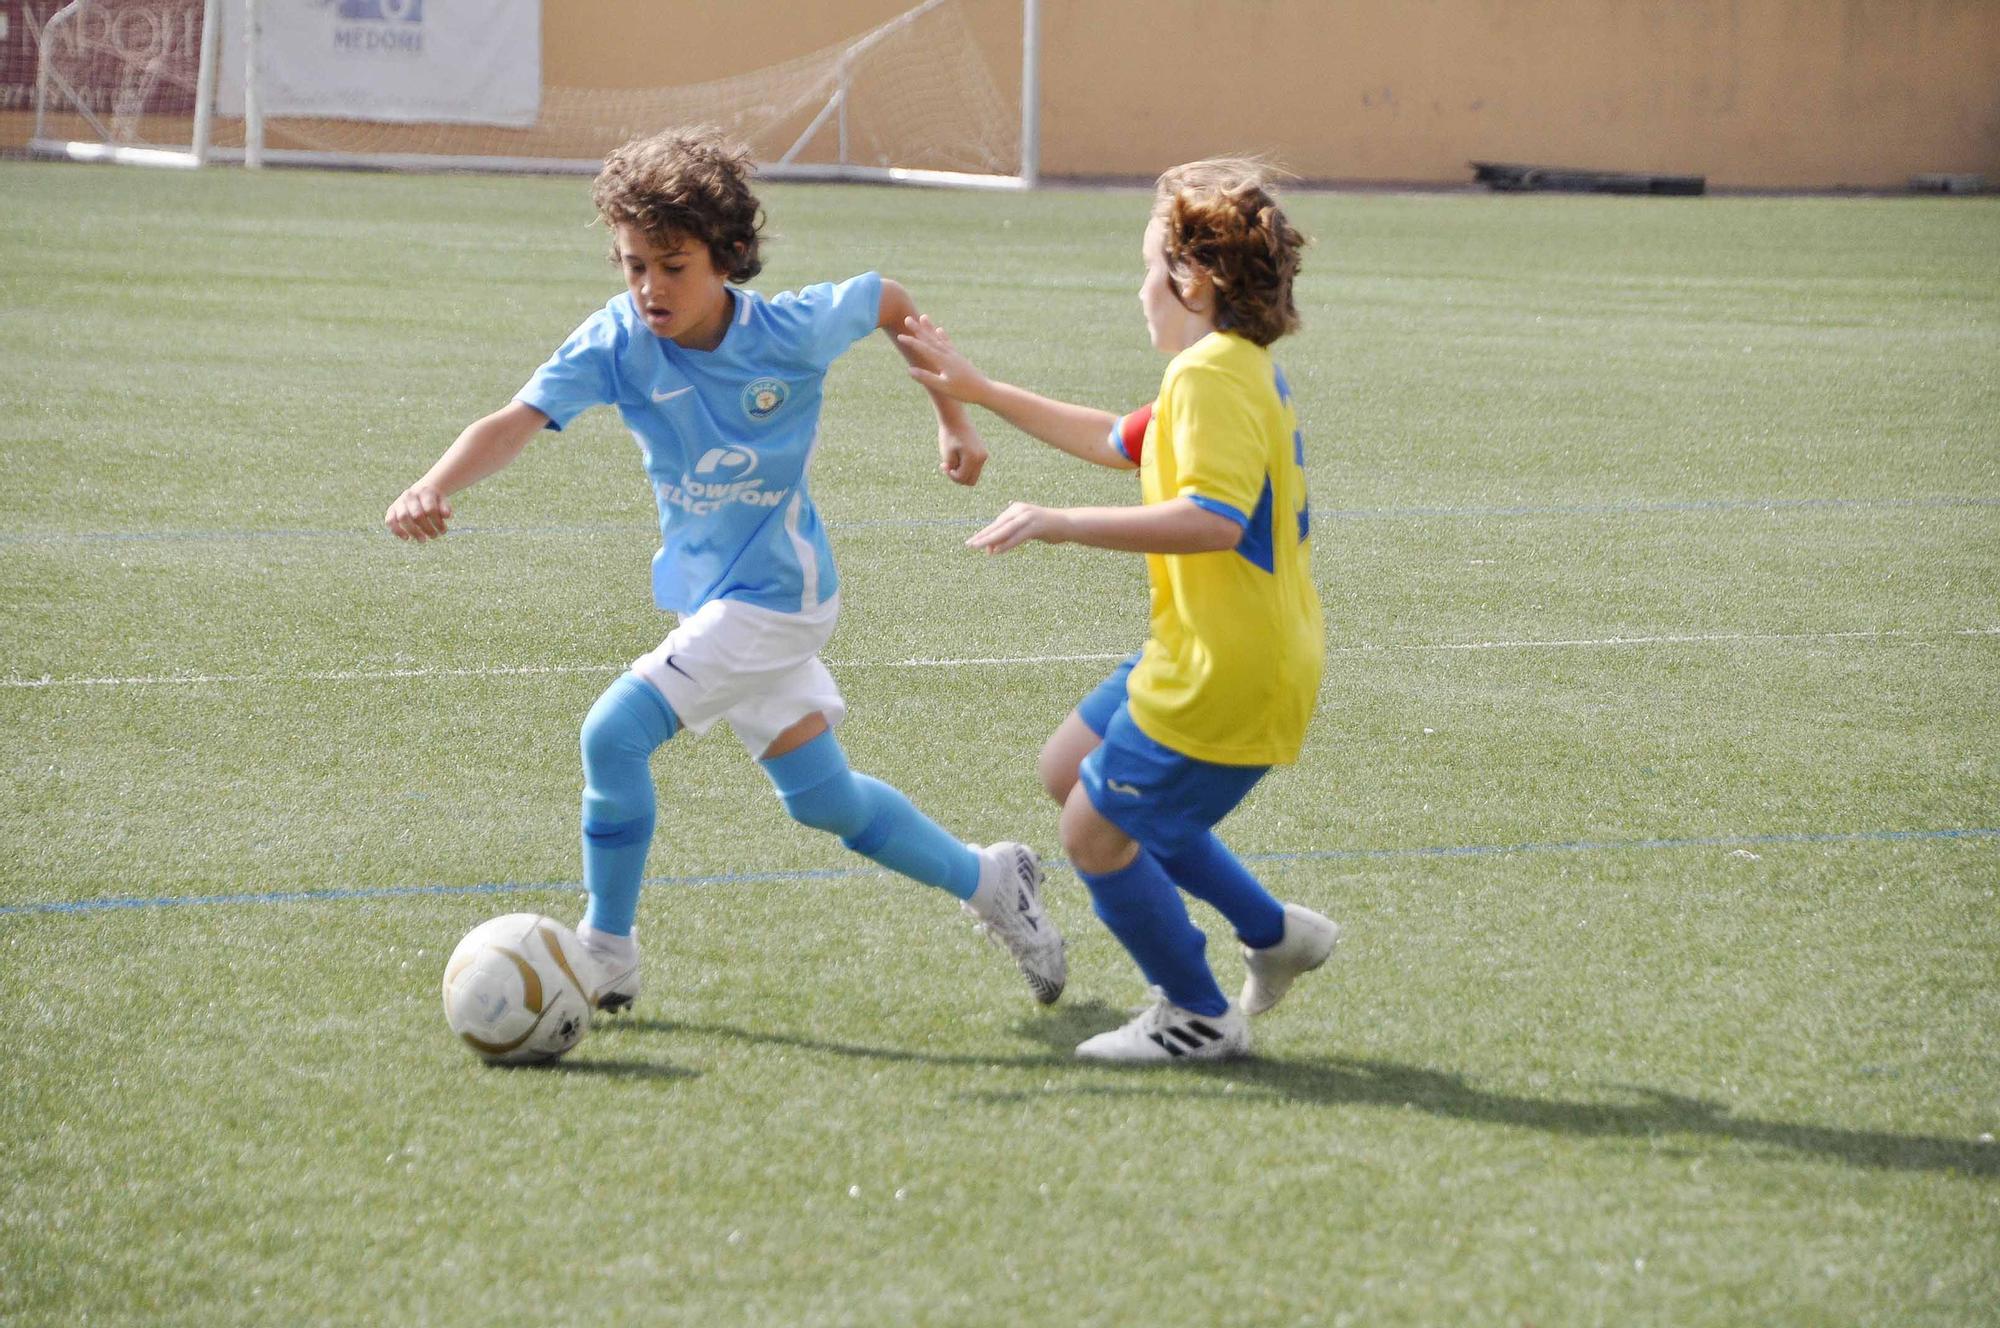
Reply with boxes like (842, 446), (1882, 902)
(576, 921), (641, 1012)
(1240, 903), (1340, 1016)
(1075, 988), (1249, 1064)
(962, 842), (1066, 1004)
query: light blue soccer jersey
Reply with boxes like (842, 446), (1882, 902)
(517, 272), (884, 615)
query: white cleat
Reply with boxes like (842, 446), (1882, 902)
(963, 842), (1066, 1004)
(1075, 988), (1249, 1064)
(1240, 903), (1340, 1016)
(577, 921), (641, 1012)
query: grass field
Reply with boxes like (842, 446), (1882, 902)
(2, 161), (1997, 1326)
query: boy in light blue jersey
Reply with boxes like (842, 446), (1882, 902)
(386, 129), (1064, 1012)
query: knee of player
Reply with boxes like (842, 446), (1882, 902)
(580, 675), (676, 769)
(763, 731), (874, 837)
(1037, 712), (1101, 807)
(579, 707), (625, 769)
(1036, 747), (1080, 805)
(775, 768), (871, 838)
(779, 783), (844, 833)
(1060, 790), (1136, 876)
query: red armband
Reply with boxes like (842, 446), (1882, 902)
(1109, 402), (1154, 465)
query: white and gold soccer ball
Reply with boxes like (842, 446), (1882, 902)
(441, 913), (595, 1064)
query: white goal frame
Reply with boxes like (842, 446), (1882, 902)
(29, 0), (221, 169)
(31, 0), (1042, 188)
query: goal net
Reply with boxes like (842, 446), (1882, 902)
(28, 0), (1033, 187)
(21, 0), (218, 168)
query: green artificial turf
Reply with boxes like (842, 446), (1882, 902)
(1, 162), (1996, 1326)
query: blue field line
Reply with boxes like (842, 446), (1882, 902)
(3, 496), (1994, 547)
(2, 826), (1992, 920)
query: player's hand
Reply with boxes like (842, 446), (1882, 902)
(939, 419), (988, 487)
(968, 501), (1070, 555)
(899, 315), (991, 405)
(385, 484), (453, 542)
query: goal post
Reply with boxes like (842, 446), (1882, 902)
(29, 0), (1042, 188)
(29, 0), (218, 168)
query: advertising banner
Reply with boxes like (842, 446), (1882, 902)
(217, 0), (540, 126)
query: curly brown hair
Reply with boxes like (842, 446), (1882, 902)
(592, 128), (765, 283)
(1155, 157), (1307, 346)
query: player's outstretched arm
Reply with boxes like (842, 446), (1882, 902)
(897, 314), (1132, 471)
(876, 279), (988, 487)
(384, 401), (549, 542)
(968, 497), (1242, 556)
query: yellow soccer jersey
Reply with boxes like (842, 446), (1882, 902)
(1124, 332), (1323, 766)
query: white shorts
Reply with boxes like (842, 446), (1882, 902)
(630, 595), (846, 757)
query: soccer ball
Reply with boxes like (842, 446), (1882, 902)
(441, 913), (595, 1064)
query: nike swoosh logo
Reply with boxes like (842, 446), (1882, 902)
(665, 655), (695, 681)
(1105, 779), (1142, 798)
(652, 386), (694, 403)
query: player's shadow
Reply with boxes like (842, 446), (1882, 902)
(1001, 1018), (1999, 1181)
(510, 1050), (702, 1082)
(571, 1058), (702, 1082)
(629, 1009), (1995, 1180)
(626, 1001), (1129, 1072)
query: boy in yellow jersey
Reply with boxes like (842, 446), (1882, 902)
(900, 159), (1338, 1062)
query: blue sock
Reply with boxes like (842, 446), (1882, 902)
(1157, 832), (1285, 949)
(762, 731), (980, 899)
(578, 673), (679, 937)
(1075, 852), (1228, 1016)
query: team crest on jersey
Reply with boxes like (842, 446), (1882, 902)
(742, 377), (789, 421)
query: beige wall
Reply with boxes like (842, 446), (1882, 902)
(549, 0), (2000, 188)
(1036, 0), (2000, 186)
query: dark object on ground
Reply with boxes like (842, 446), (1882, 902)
(1909, 173), (1987, 194)
(1472, 161), (1706, 195)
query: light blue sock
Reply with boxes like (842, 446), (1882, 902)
(1076, 852), (1229, 1016)
(578, 672), (679, 937)
(761, 731), (980, 899)
(1158, 832), (1286, 949)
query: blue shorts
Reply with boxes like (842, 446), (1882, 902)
(1075, 655), (1268, 856)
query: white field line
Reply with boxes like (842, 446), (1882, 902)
(3, 629), (1996, 691)
(1370, 628), (2000, 653)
